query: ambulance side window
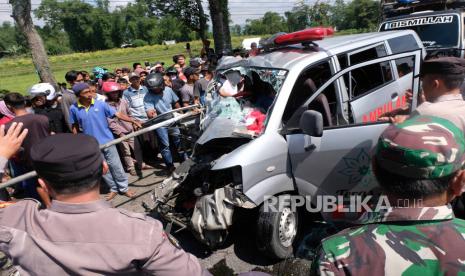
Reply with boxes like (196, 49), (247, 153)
(395, 57), (414, 77)
(283, 60), (338, 131)
(347, 55), (417, 124)
(339, 44), (393, 99)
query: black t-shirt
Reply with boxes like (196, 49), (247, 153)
(194, 78), (209, 98)
(6, 114), (50, 168)
(34, 106), (67, 133)
(172, 78), (187, 106)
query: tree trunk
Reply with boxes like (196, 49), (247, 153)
(10, 0), (56, 85)
(220, 0), (232, 52)
(196, 0), (207, 41)
(208, 0), (232, 54)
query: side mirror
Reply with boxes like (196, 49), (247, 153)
(299, 110), (323, 137)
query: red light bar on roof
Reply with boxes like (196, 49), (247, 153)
(274, 27), (334, 46)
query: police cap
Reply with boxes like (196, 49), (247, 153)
(30, 134), (103, 184)
(420, 57), (465, 77)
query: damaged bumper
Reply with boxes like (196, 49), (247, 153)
(191, 186), (256, 245)
(152, 160), (256, 247)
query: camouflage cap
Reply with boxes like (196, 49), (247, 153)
(376, 115), (465, 179)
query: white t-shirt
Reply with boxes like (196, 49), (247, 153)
(221, 80), (238, 97)
(96, 93), (107, 101)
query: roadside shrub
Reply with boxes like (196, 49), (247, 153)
(132, 39), (148, 47)
(46, 43), (72, 56)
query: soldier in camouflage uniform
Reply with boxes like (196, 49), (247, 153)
(312, 115), (465, 275)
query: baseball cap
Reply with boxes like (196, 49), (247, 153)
(72, 83), (90, 95)
(165, 67), (178, 75)
(128, 72), (140, 80)
(376, 115), (465, 179)
(183, 67), (200, 78)
(28, 83), (57, 101)
(189, 58), (204, 69)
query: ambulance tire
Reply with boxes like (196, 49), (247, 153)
(256, 198), (299, 259)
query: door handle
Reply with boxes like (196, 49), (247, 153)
(391, 92), (399, 101)
(305, 143), (316, 152)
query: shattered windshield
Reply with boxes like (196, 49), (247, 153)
(201, 66), (288, 139)
(380, 14), (459, 48)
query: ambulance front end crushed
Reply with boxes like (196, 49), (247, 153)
(150, 63), (288, 247)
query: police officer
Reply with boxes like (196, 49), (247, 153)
(412, 57), (465, 130)
(385, 57), (465, 129)
(0, 133), (208, 275)
(313, 116), (465, 275)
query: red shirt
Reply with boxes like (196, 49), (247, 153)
(0, 116), (12, 125)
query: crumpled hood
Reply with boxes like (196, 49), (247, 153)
(196, 117), (249, 145)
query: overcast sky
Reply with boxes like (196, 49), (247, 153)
(0, 0), (307, 26)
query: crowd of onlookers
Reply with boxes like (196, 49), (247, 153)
(0, 46), (223, 206)
(0, 39), (262, 207)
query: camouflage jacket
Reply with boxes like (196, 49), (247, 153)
(312, 205), (465, 275)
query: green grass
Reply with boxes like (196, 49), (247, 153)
(0, 36), (249, 93)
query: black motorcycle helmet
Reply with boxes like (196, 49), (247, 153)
(145, 73), (165, 90)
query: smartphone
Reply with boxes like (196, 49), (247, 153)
(144, 61), (150, 67)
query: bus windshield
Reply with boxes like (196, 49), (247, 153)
(380, 14), (459, 49)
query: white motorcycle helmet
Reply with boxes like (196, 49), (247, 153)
(28, 83), (56, 101)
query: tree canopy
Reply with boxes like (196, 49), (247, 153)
(143, 0), (208, 40)
(1, 0), (381, 56)
(33, 0), (195, 52)
(242, 0), (380, 35)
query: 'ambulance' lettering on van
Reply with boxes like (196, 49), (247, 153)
(362, 94), (407, 123)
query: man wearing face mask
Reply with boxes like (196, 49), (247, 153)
(29, 83), (67, 134)
(143, 73), (185, 174)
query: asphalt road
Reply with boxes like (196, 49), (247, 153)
(113, 168), (316, 276)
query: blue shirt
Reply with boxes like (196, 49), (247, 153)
(69, 99), (116, 145)
(123, 85), (149, 122)
(144, 87), (179, 115)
